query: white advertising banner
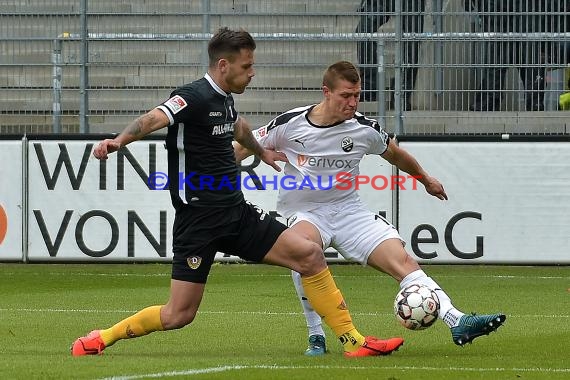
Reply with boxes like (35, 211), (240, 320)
(18, 137), (570, 264)
(398, 141), (570, 264)
(27, 140), (173, 261)
(0, 140), (23, 261)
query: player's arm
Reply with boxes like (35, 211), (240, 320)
(93, 108), (169, 160)
(381, 138), (448, 200)
(233, 141), (252, 163)
(232, 117), (254, 163)
(233, 117), (287, 171)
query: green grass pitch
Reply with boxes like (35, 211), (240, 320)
(0, 263), (568, 380)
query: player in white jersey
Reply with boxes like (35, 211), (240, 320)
(235, 61), (506, 355)
(252, 103), (389, 218)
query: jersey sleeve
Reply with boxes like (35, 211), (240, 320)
(156, 90), (195, 126)
(252, 106), (311, 150)
(252, 117), (280, 150)
(367, 118), (390, 155)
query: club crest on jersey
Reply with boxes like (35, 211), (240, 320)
(187, 256), (202, 270)
(164, 95), (187, 114)
(341, 137), (353, 152)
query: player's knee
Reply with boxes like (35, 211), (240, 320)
(161, 308), (197, 330)
(404, 253), (421, 270)
(295, 242), (326, 276)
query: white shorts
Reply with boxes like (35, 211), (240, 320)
(287, 198), (404, 265)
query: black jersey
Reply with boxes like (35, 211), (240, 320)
(158, 74), (244, 209)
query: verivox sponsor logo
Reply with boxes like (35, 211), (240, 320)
(297, 154), (354, 169)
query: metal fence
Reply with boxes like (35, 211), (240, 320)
(1, 0), (569, 135)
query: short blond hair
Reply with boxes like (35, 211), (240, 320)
(322, 61), (360, 90)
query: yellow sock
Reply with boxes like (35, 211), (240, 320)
(338, 328), (367, 352)
(99, 305), (164, 347)
(301, 268), (365, 352)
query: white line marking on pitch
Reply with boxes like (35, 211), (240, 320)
(98, 364), (570, 380)
(0, 308), (568, 319)
(0, 271), (568, 280)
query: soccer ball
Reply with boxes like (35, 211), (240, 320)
(394, 284), (440, 330)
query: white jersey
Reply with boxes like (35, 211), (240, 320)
(253, 105), (390, 218)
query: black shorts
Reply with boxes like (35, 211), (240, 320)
(171, 201), (287, 283)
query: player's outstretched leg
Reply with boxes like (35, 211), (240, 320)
(451, 313), (506, 346)
(71, 305), (165, 356)
(397, 268), (506, 347)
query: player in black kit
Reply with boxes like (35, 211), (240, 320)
(72, 27), (404, 358)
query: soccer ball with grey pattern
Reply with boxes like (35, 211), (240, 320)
(394, 284), (440, 330)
